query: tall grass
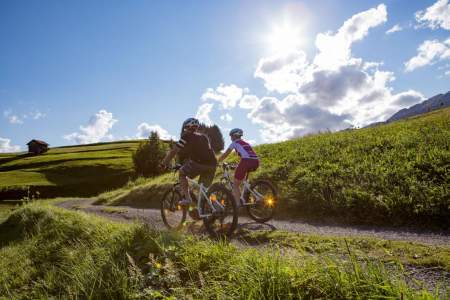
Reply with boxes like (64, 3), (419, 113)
(0, 204), (444, 299)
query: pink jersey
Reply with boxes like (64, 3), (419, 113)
(227, 139), (258, 159)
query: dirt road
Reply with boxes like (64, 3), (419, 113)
(56, 198), (450, 246)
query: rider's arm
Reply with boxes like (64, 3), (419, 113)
(162, 134), (189, 166)
(218, 148), (232, 162)
(162, 145), (180, 166)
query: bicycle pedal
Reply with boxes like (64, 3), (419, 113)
(188, 209), (201, 220)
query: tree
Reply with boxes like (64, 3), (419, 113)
(200, 124), (224, 154)
(132, 131), (167, 177)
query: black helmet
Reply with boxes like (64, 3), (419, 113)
(182, 118), (200, 131)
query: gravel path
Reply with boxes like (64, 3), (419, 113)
(56, 198), (450, 246)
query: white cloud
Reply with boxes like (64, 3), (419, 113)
(404, 38), (450, 72)
(8, 115), (23, 124)
(3, 110), (23, 124)
(254, 4), (387, 96)
(64, 110), (117, 144)
(390, 90), (425, 106)
(247, 4), (425, 142)
(201, 83), (247, 109)
(314, 4), (387, 70)
(386, 24), (403, 34)
(220, 113), (233, 122)
(29, 111), (46, 120)
(3, 109), (45, 124)
(416, 0), (450, 30)
(446, 70), (450, 75)
(363, 61), (384, 70)
(254, 50), (311, 93)
(247, 95), (353, 142)
(196, 103), (214, 125)
(0, 137), (21, 153)
(239, 95), (260, 109)
(136, 123), (175, 140)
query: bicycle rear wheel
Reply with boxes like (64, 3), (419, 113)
(161, 188), (187, 230)
(245, 180), (277, 223)
(202, 183), (238, 238)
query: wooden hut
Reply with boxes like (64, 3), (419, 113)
(27, 139), (49, 155)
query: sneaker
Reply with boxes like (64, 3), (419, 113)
(179, 198), (192, 206)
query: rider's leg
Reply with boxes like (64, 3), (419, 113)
(198, 165), (216, 188)
(179, 171), (192, 205)
(232, 178), (243, 207)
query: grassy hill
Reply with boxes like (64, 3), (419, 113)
(0, 141), (142, 200)
(0, 203), (447, 298)
(97, 107), (450, 227)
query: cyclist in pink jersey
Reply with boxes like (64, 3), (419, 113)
(218, 128), (259, 207)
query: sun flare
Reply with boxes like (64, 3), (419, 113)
(266, 22), (304, 54)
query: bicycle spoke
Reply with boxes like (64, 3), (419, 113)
(161, 188), (186, 230)
(246, 180), (277, 223)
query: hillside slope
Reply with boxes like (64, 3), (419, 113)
(98, 107), (450, 227)
(0, 141), (141, 199)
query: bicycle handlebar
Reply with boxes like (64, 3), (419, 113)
(169, 164), (182, 171)
(222, 162), (237, 170)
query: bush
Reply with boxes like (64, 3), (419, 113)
(132, 131), (167, 177)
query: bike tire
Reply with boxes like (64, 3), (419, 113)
(202, 183), (238, 239)
(160, 188), (187, 230)
(245, 179), (277, 223)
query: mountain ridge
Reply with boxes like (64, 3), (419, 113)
(387, 90), (450, 123)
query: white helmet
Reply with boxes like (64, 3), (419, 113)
(229, 128), (243, 137)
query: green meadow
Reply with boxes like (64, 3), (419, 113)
(0, 203), (448, 299)
(0, 141), (141, 199)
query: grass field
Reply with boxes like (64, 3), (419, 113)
(97, 108), (450, 228)
(0, 141), (142, 200)
(0, 204), (447, 299)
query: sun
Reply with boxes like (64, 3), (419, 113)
(266, 21), (304, 54)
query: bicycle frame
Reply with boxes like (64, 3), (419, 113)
(221, 164), (264, 205)
(173, 173), (226, 219)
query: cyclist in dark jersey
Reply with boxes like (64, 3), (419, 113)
(161, 118), (217, 206)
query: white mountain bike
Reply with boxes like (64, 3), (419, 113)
(160, 164), (238, 238)
(221, 162), (277, 223)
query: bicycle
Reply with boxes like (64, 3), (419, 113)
(220, 162), (278, 223)
(160, 164), (238, 238)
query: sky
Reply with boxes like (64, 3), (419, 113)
(1, 0), (449, 152)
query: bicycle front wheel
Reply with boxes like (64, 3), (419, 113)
(161, 188), (187, 230)
(202, 183), (238, 238)
(245, 180), (277, 223)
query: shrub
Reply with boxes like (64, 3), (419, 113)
(132, 131), (167, 177)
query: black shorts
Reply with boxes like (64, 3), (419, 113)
(180, 160), (217, 187)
